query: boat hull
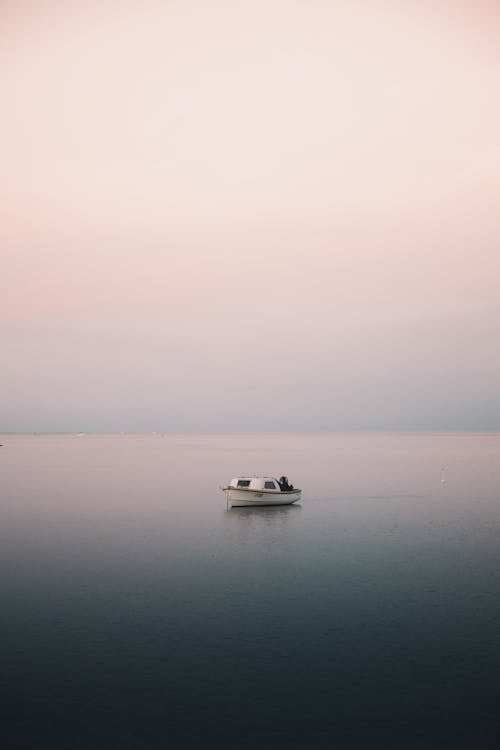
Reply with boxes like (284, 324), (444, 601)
(225, 488), (301, 507)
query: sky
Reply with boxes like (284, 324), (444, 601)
(1, 0), (500, 432)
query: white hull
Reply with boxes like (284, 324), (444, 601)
(225, 488), (301, 507)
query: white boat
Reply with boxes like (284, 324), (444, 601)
(223, 476), (301, 507)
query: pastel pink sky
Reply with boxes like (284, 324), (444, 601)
(2, 0), (500, 431)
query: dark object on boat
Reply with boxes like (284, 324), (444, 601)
(279, 475), (294, 491)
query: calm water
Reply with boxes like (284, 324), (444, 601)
(2, 432), (500, 749)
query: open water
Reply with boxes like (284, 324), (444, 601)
(1, 432), (500, 749)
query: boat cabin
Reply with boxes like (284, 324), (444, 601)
(229, 476), (294, 492)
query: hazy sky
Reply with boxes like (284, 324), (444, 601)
(2, 0), (500, 431)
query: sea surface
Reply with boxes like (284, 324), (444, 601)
(1, 432), (500, 749)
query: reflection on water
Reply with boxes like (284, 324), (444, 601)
(226, 503), (302, 520)
(2, 433), (500, 749)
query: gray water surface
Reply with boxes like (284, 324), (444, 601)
(2, 433), (499, 748)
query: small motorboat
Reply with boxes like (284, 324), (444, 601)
(222, 476), (301, 507)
